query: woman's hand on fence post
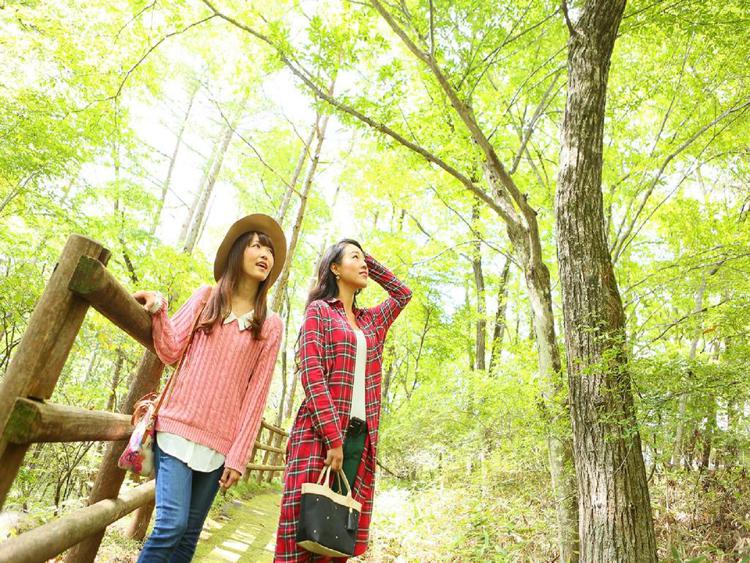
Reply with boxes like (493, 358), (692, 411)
(133, 290), (160, 314)
(324, 445), (344, 472)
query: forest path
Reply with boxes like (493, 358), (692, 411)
(194, 490), (281, 562)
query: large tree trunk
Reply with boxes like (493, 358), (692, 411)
(515, 233), (579, 562)
(556, 2), (657, 560)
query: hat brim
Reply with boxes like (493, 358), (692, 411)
(213, 214), (287, 287)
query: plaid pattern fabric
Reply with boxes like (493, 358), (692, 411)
(275, 254), (412, 562)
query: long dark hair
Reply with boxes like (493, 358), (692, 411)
(198, 231), (275, 339)
(306, 238), (365, 309)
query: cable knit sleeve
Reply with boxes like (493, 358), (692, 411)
(151, 285), (212, 366)
(225, 313), (283, 474)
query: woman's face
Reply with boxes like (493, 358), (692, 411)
(242, 233), (275, 283)
(332, 243), (368, 290)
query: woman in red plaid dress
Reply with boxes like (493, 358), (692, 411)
(274, 239), (412, 562)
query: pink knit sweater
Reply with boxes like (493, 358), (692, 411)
(151, 285), (283, 474)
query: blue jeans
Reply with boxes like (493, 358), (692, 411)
(138, 442), (223, 562)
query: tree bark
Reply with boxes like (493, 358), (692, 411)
(471, 199), (487, 371)
(556, 1), (657, 560)
(489, 258), (511, 374)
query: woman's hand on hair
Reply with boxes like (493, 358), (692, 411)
(324, 445), (344, 472)
(132, 290), (162, 314)
(219, 468), (242, 492)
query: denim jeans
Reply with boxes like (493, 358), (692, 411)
(137, 442), (223, 562)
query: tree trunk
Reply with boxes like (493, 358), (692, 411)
(271, 80), (335, 313)
(464, 281), (475, 370)
(700, 398), (716, 471)
(183, 116), (236, 253)
(489, 257), (511, 374)
(516, 236), (580, 562)
(276, 122), (317, 223)
(670, 273), (707, 468)
(276, 290), (292, 427)
(179, 144), (217, 244)
(105, 351), (124, 412)
(471, 199), (487, 370)
(556, 2), (657, 560)
(149, 82), (199, 237)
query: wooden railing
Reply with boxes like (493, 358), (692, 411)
(246, 419), (288, 480)
(0, 235), (288, 563)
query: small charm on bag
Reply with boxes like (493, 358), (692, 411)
(296, 465), (362, 557)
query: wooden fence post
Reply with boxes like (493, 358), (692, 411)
(63, 350), (164, 562)
(0, 235), (110, 508)
(265, 431), (286, 483)
(257, 430), (273, 483)
(125, 495), (155, 541)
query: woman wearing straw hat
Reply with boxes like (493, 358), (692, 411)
(133, 214), (286, 562)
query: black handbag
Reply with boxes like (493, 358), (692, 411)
(296, 466), (362, 557)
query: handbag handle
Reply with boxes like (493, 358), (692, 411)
(152, 294), (209, 416)
(316, 465), (354, 498)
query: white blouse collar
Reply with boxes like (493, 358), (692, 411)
(224, 309), (254, 331)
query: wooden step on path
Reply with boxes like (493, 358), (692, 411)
(194, 491), (281, 562)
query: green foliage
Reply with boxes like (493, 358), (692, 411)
(1, 0), (749, 559)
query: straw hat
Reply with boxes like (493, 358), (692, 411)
(213, 213), (287, 285)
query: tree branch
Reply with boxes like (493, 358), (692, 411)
(199, 0), (509, 222)
(112, 15), (216, 101)
(561, 0), (577, 36)
(368, 0), (531, 231)
(610, 97), (750, 261)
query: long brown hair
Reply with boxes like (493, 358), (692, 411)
(306, 238), (364, 309)
(198, 231), (275, 339)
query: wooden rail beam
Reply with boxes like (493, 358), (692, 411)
(260, 419), (289, 437)
(68, 255), (155, 353)
(3, 398), (132, 444)
(253, 441), (285, 455)
(0, 480), (155, 563)
(246, 463), (286, 473)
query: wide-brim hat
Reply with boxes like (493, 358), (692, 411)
(213, 213), (287, 285)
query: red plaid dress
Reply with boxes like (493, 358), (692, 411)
(274, 254), (412, 562)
